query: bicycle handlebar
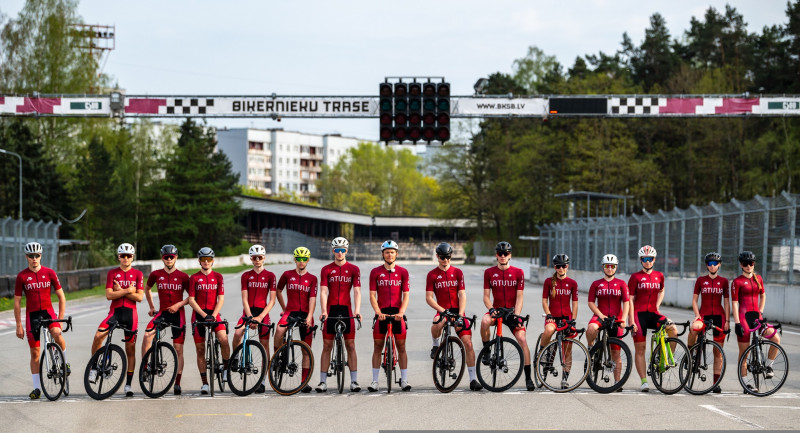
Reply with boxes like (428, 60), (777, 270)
(36, 316), (73, 333)
(322, 315), (363, 331)
(371, 314), (408, 329)
(234, 316), (275, 331)
(192, 319), (229, 333)
(675, 320), (691, 336)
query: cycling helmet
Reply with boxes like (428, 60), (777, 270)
(197, 247), (215, 258)
(293, 246), (311, 259)
(601, 254), (619, 265)
(637, 245), (657, 258)
(160, 244), (178, 256)
(249, 244), (266, 256)
(495, 241), (512, 254)
(381, 240), (399, 251)
(117, 243), (135, 255)
(435, 242), (453, 257)
(738, 251), (756, 263)
(331, 237), (349, 249)
(704, 252), (721, 263)
(24, 242), (42, 254)
(552, 254), (569, 266)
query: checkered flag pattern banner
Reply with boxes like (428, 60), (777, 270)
(162, 98), (215, 115)
(609, 97), (666, 115)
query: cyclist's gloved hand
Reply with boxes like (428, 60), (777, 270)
(205, 314), (216, 322)
(488, 308), (495, 316)
(735, 323), (744, 337)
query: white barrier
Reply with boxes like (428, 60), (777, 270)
(133, 253), (294, 272)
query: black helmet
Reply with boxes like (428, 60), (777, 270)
(435, 242), (453, 257)
(198, 247), (215, 258)
(704, 252), (721, 263)
(738, 251), (756, 263)
(160, 244), (178, 256)
(495, 241), (512, 254)
(552, 254), (569, 266)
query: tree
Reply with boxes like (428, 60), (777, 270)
(621, 14), (682, 92)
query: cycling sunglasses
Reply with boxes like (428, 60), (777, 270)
(199, 257), (213, 263)
(496, 252), (510, 257)
(604, 264), (617, 270)
(295, 257), (309, 262)
(555, 264), (567, 269)
(641, 257), (654, 263)
(162, 255), (176, 260)
(27, 253), (41, 259)
(438, 255), (452, 260)
(118, 254), (133, 259)
(333, 248), (346, 254)
(741, 261), (755, 267)
(706, 260), (720, 267)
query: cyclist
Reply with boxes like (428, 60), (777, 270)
(232, 244), (277, 394)
(586, 254), (631, 392)
(732, 251), (781, 392)
(90, 243), (143, 397)
(368, 240), (411, 392)
(629, 245), (676, 392)
(539, 254), (578, 361)
(187, 247), (231, 395)
(142, 244), (190, 395)
(426, 242), (481, 391)
(480, 241), (534, 391)
(316, 237), (362, 393)
(687, 251), (730, 394)
(274, 246), (318, 393)
(14, 242), (68, 400)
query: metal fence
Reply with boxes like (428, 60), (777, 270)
(538, 191), (799, 284)
(0, 217), (61, 277)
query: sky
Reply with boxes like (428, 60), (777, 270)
(1, 0), (792, 142)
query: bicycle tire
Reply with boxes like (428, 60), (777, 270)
(335, 336), (345, 394)
(536, 338), (590, 392)
(214, 339), (226, 393)
(40, 342), (66, 401)
(533, 333), (543, 388)
(207, 336), (216, 397)
(685, 340), (726, 395)
(84, 344), (127, 400)
(649, 337), (690, 395)
(269, 341), (314, 396)
(738, 340), (789, 397)
(228, 340), (267, 396)
(586, 338), (632, 393)
(139, 342), (178, 398)
(432, 336), (466, 393)
(477, 336), (524, 392)
(385, 337), (394, 394)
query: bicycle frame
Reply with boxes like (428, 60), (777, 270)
(236, 317), (273, 371)
(650, 320), (688, 372)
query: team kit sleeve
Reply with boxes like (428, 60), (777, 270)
(621, 281), (631, 301)
(425, 270), (435, 292)
(483, 269), (491, 290)
(353, 266), (362, 287)
(457, 269), (465, 291)
(146, 272), (157, 289)
(241, 271), (249, 291)
(277, 272), (288, 291)
(136, 270), (144, 291)
(402, 269), (410, 292)
(217, 272), (225, 295)
(369, 268), (378, 292)
(106, 269), (116, 289)
(542, 280), (550, 299)
(310, 275), (318, 297)
(588, 281), (597, 303)
(14, 273), (24, 297)
(722, 277), (730, 297)
(516, 269), (525, 291)
(627, 274), (637, 297)
(730, 279), (739, 300)
(571, 280), (579, 301)
(320, 266), (330, 288)
(693, 278), (702, 295)
(187, 275), (196, 298)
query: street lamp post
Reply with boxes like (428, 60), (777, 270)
(0, 148), (22, 221)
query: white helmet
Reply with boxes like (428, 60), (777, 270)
(601, 254), (619, 265)
(117, 243), (135, 255)
(24, 242), (42, 254)
(331, 237), (349, 249)
(249, 244), (266, 256)
(637, 245), (657, 258)
(381, 240), (399, 251)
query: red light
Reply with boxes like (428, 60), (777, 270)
(437, 113), (450, 125)
(423, 113), (436, 125)
(380, 113), (392, 125)
(394, 127), (407, 140)
(409, 127), (421, 140)
(380, 127), (393, 140)
(437, 128), (450, 141)
(409, 113), (421, 125)
(395, 113), (408, 124)
(423, 126), (436, 140)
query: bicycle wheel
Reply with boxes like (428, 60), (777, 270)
(532, 333), (543, 388)
(228, 340), (267, 396)
(385, 337), (394, 394)
(738, 340), (789, 397)
(214, 340), (226, 393)
(139, 342), (178, 398)
(269, 341), (314, 396)
(84, 344), (127, 400)
(40, 342), (66, 401)
(649, 337), (690, 395)
(586, 338), (632, 393)
(335, 337), (345, 394)
(477, 337), (524, 392)
(207, 337), (216, 397)
(432, 336), (466, 393)
(536, 338), (589, 392)
(685, 340), (726, 395)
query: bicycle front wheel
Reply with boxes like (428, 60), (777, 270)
(335, 337), (345, 394)
(207, 337), (216, 397)
(40, 342), (66, 401)
(385, 337), (394, 394)
(432, 336), (466, 393)
(532, 333), (543, 389)
(477, 337), (524, 392)
(685, 340), (726, 395)
(739, 340), (788, 397)
(139, 342), (178, 398)
(586, 338), (632, 393)
(269, 341), (314, 396)
(649, 337), (690, 395)
(536, 338), (589, 392)
(84, 344), (127, 400)
(214, 340), (226, 393)
(228, 340), (267, 396)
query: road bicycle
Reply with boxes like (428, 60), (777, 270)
(585, 316), (633, 393)
(192, 318), (229, 397)
(373, 314), (408, 393)
(269, 314), (317, 396)
(684, 318), (729, 395)
(139, 316), (181, 398)
(738, 317), (788, 397)
(322, 314), (361, 394)
(84, 318), (130, 400)
(476, 307), (529, 392)
(534, 317), (590, 392)
(228, 316), (270, 396)
(33, 316), (72, 401)
(431, 311), (476, 393)
(647, 319), (691, 394)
